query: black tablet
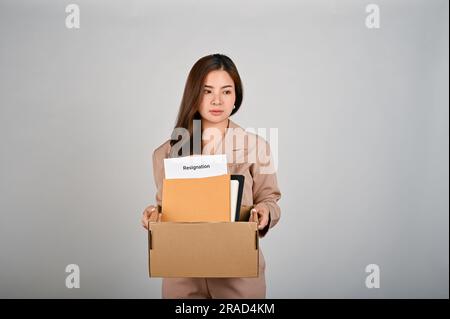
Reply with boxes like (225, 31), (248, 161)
(231, 174), (245, 221)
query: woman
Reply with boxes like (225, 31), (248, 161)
(141, 53), (281, 298)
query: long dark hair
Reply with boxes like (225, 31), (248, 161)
(169, 54), (243, 157)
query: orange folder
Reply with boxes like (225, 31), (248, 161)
(161, 174), (231, 222)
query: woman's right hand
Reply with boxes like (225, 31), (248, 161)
(141, 205), (157, 230)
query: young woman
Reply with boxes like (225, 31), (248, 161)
(141, 53), (281, 298)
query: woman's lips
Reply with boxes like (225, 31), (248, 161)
(209, 109), (224, 116)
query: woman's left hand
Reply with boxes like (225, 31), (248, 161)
(251, 205), (270, 230)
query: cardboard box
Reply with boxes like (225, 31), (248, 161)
(148, 205), (259, 278)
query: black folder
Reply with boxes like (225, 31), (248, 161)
(231, 175), (245, 222)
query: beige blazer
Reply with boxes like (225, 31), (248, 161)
(151, 119), (281, 237)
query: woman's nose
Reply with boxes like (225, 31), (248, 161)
(211, 93), (222, 105)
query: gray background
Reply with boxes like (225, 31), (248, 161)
(0, 0), (448, 298)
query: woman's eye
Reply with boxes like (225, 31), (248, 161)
(204, 90), (211, 94)
(224, 90), (231, 95)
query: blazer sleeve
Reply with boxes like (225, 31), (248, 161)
(250, 139), (281, 238)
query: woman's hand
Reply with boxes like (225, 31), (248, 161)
(251, 204), (270, 230)
(141, 205), (157, 230)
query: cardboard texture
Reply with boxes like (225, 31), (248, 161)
(148, 205), (259, 278)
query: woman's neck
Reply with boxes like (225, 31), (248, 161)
(201, 118), (229, 151)
(201, 118), (229, 135)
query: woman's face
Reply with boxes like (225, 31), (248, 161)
(198, 70), (236, 124)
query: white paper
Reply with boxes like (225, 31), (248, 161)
(164, 154), (228, 179)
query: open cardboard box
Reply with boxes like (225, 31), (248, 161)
(148, 205), (259, 278)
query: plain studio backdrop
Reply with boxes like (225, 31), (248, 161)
(0, 0), (448, 298)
